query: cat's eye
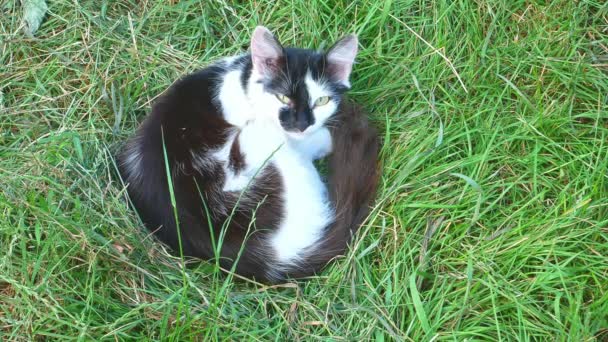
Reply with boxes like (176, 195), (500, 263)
(314, 96), (330, 107)
(276, 94), (290, 104)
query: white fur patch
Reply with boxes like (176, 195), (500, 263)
(215, 120), (286, 193)
(221, 55), (239, 67)
(247, 71), (287, 128)
(217, 68), (253, 127)
(238, 119), (286, 166)
(210, 129), (244, 192)
(288, 126), (332, 160)
(270, 146), (333, 264)
(304, 72), (338, 133)
(121, 140), (143, 182)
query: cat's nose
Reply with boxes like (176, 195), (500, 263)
(294, 112), (314, 132)
(295, 120), (310, 132)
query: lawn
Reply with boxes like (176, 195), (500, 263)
(1, 0), (607, 340)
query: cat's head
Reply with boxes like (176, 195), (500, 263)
(247, 26), (358, 138)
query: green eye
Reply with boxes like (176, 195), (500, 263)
(314, 96), (330, 106)
(276, 94), (290, 104)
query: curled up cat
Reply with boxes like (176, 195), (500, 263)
(117, 26), (379, 283)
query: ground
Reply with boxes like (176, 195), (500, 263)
(1, 0), (607, 340)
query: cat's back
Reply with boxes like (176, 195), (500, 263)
(126, 59), (246, 174)
(145, 63), (228, 131)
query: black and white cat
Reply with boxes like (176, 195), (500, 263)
(118, 26), (379, 282)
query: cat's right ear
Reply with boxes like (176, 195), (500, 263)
(326, 34), (358, 87)
(251, 26), (284, 77)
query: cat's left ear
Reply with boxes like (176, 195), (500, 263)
(326, 34), (358, 87)
(251, 26), (284, 77)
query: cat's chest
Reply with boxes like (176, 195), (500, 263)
(210, 119), (331, 194)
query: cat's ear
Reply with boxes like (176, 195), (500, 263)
(326, 34), (358, 87)
(251, 26), (284, 77)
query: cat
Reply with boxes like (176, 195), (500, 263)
(117, 26), (379, 282)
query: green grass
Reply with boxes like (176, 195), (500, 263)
(1, 0), (607, 340)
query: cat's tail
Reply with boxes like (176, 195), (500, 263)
(287, 101), (381, 279)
